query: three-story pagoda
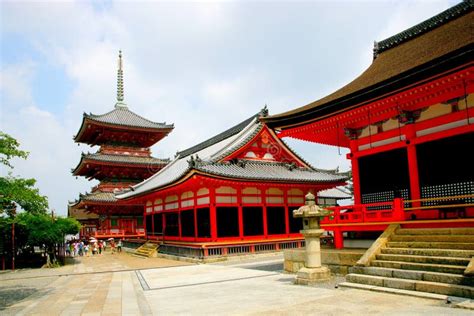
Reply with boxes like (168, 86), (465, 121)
(69, 52), (174, 238)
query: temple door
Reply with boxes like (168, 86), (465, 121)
(121, 219), (135, 234)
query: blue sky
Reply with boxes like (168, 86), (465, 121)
(0, 0), (458, 216)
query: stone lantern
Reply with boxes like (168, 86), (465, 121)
(293, 192), (332, 284)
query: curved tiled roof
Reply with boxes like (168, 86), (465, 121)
(85, 107), (173, 130)
(72, 153), (169, 175)
(177, 113), (261, 158)
(264, 2), (474, 129)
(118, 112), (347, 199)
(83, 153), (168, 165)
(80, 191), (117, 203)
(376, 1), (473, 55)
(318, 187), (352, 199)
(195, 160), (347, 183)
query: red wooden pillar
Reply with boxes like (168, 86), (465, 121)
(210, 188), (217, 241)
(284, 190), (290, 235)
(333, 228), (344, 249)
(349, 140), (362, 204)
(194, 190), (198, 240)
(237, 187), (244, 239)
(262, 187), (268, 238)
(162, 213), (166, 242)
(406, 125), (421, 208)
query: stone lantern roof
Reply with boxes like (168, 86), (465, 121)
(293, 192), (333, 218)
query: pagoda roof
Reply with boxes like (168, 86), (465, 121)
(264, 1), (474, 130)
(86, 106), (173, 130)
(72, 153), (169, 175)
(118, 110), (347, 200)
(74, 106), (174, 144)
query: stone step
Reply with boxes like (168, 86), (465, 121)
(343, 274), (474, 298)
(396, 228), (474, 235)
(371, 260), (467, 274)
(387, 241), (474, 250)
(381, 247), (474, 258)
(376, 253), (470, 266)
(349, 266), (473, 286)
(391, 235), (474, 243)
(338, 282), (450, 301)
(131, 253), (148, 259)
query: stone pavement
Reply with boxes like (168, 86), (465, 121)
(1, 251), (472, 315)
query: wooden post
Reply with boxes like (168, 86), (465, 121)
(237, 187), (244, 239)
(406, 126), (421, 209)
(350, 140), (362, 204)
(210, 188), (217, 241)
(393, 198), (405, 221)
(333, 228), (344, 249)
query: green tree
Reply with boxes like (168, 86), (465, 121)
(0, 132), (28, 168)
(0, 132), (48, 216)
(16, 213), (81, 267)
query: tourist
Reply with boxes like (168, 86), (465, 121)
(110, 240), (116, 254)
(117, 239), (122, 253)
(98, 241), (103, 255)
(84, 244), (89, 256)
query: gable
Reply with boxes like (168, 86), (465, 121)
(223, 126), (308, 167)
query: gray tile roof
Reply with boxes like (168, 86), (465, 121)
(80, 191), (117, 203)
(72, 153), (169, 174)
(318, 187), (352, 199)
(83, 153), (169, 165)
(195, 160), (347, 183)
(118, 111), (348, 199)
(85, 107), (174, 130)
(177, 113), (260, 158)
(375, 1), (473, 56)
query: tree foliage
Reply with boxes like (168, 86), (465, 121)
(16, 213), (81, 246)
(0, 132), (29, 168)
(0, 131), (48, 216)
(0, 175), (49, 216)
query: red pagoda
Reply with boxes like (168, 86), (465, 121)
(117, 107), (347, 257)
(264, 2), (474, 248)
(69, 52), (174, 238)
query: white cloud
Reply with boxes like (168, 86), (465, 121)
(1, 0), (456, 215)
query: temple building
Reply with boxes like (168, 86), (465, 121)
(117, 108), (347, 256)
(68, 52), (174, 238)
(263, 1), (474, 248)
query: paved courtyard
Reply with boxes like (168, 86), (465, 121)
(0, 251), (472, 315)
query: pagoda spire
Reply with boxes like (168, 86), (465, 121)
(115, 50), (127, 108)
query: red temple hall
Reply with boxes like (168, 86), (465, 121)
(264, 2), (474, 248)
(69, 52), (174, 238)
(118, 107), (347, 256)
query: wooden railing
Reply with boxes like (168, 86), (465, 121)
(93, 230), (146, 237)
(321, 194), (474, 225)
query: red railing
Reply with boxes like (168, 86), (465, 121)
(93, 230), (145, 237)
(321, 199), (404, 225)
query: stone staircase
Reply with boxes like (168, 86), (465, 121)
(342, 226), (474, 299)
(132, 241), (159, 258)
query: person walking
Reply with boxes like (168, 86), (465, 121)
(117, 239), (123, 253)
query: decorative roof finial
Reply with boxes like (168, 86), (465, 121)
(373, 41), (379, 60)
(115, 50), (127, 108)
(260, 104), (269, 117)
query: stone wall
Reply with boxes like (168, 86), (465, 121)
(284, 249), (365, 275)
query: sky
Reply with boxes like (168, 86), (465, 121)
(0, 0), (458, 216)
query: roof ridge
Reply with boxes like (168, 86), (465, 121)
(88, 152), (170, 160)
(87, 106), (173, 128)
(374, 0), (473, 57)
(176, 113), (260, 158)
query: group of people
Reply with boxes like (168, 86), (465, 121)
(65, 239), (123, 257)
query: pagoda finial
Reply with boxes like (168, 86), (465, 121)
(115, 50), (127, 108)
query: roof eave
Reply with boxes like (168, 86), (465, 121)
(264, 45), (474, 131)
